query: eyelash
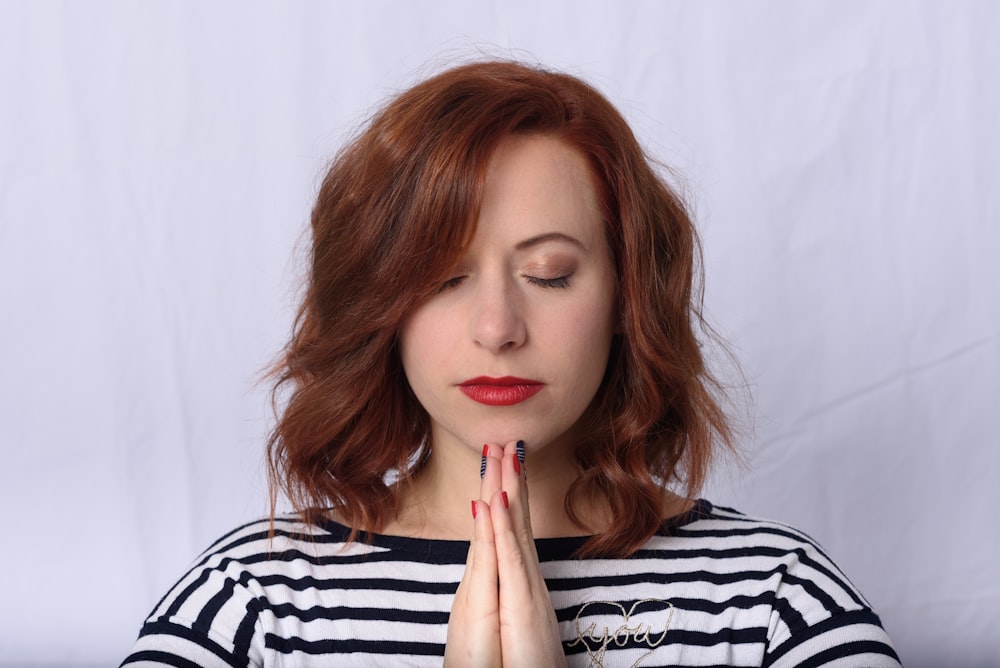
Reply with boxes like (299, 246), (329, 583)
(438, 276), (464, 292)
(438, 274), (572, 292)
(526, 275), (572, 289)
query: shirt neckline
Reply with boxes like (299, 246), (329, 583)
(312, 499), (714, 562)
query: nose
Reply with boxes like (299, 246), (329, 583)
(471, 277), (526, 353)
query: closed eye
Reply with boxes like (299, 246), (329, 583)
(438, 276), (466, 292)
(526, 275), (572, 289)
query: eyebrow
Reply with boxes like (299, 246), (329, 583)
(514, 232), (587, 251)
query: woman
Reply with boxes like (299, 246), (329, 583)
(123, 61), (900, 667)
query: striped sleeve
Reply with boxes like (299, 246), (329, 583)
(122, 620), (251, 668)
(696, 507), (904, 667)
(121, 521), (273, 668)
(766, 609), (901, 667)
(120, 516), (465, 667)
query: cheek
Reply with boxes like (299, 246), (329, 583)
(566, 289), (617, 346)
(583, 295), (618, 375)
(399, 308), (450, 386)
(543, 296), (617, 384)
(398, 316), (426, 385)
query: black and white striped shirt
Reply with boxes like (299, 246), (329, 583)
(122, 501), (900, 667)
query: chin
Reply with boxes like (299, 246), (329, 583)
(479, 431), (530, 447)
(481, 426), (570, 452)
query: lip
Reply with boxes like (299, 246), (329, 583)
(458, 376), (544, 406)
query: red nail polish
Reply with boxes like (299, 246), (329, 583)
(513, 454), (521, 476)
(501, 491), (509, 509)
(482, 444), (489, 457)
(471, 500), (478, 519)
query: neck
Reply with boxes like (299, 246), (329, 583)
(383, 440), (607, 540)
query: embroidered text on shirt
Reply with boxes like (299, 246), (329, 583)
(567, 598), (675, 667)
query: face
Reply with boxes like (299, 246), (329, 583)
(399, 134), (618, 460)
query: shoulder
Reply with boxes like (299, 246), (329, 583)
(664, 502), (852, 570)
(122, 515), (414, 666)
(644, 501), (879, 623)
(654, 501), (902, 666)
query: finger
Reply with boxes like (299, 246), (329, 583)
(467, 499), (500, 609)
(492, 441), (545, 595)
(499, 440), (533, 542)
(488, 486), (566, 668)
(489, 443), (567, 667)
(445, 500), (501, 668)
(489, 488), (546, 609)
(480, 443), (504, 501)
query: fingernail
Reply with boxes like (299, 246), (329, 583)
(512, 454), (521, 476)
(471, 500), (478, 519)
(480, 445), (488, 479)
(501, 491), (509, 509)
(516, 440), (525, 466)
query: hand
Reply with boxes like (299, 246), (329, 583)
(444, 441), (567, 667)
(443, 443), (501, 667)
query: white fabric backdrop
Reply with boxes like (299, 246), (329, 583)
(1, 2), (997, 666)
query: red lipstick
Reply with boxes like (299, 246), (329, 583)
(459, 376), (544, 406)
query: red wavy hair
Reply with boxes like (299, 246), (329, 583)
(268, 60), (734, 557)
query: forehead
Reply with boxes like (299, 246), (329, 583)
(476, 134), (603, 248)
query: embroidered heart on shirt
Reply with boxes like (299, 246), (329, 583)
(567, 598), (675, 667)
